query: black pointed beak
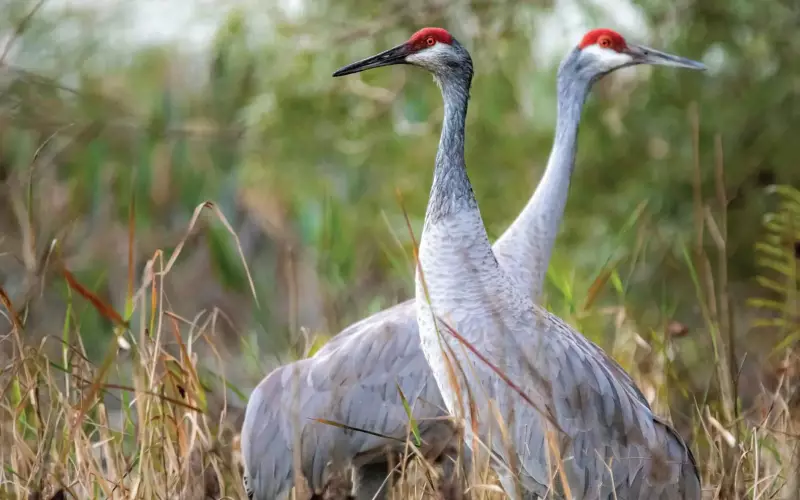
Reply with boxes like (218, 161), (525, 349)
(333, 43), (412, 77)
(626, 43), (706, 71)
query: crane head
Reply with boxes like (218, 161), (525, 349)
(575, 28), (706, 76)
(333, 27), (471, 78)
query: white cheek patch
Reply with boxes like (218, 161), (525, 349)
(406, 43), (451, 67)
(582, 44), (634, 70)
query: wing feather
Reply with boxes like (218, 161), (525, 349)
(505, 305), (700, 499)
(240, 302), (458, 498)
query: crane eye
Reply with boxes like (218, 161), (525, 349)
(598, 36), (612, 48)
(426, 37), (436, 46)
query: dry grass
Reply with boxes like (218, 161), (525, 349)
(0, 202), (252, 499)
(0, 190), (798, 499)
(0, 172), (799, 500)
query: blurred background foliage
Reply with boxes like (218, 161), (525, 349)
(0, 0), (798, 415)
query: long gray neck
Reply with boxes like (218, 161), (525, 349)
(424, 74), (476, 226)
(492, 49), (592, 300)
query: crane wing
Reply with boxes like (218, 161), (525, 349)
(504, 307), (700, 499)
(241, 302), (457, 497)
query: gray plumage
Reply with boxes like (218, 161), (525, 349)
(241, 29), (590, 498)
(241, 27), (704, 499)
(410, 30), (704, 499)
(242, 301), (453, 499)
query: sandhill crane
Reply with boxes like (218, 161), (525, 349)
(331, 27), (705, 499)
(241, 28), (605, 499)
(241, 26), (700, 499)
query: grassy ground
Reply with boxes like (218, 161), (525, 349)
(1, 186), (798, 500)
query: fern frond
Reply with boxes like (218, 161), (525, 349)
(752, 184), (799, 342)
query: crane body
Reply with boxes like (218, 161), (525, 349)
(242, 26), (704, 499)
(241, 29), (592, 499)
(330, 27), (704, 499)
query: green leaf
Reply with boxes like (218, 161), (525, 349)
(395, 382), (422, 447)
